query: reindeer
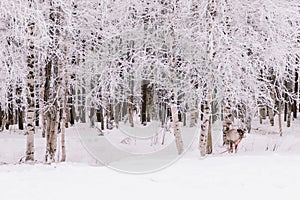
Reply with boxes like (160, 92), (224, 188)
(225, 128), (245, 153)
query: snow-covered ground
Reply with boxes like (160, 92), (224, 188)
(0, 117), (300, 200)
(0, 154), (299, 200)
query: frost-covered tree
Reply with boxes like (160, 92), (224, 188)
(0, 0), (299, 160)
(25, 0), (36, 162)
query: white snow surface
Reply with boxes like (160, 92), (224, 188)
(0, 155), (299, 200)
(1, 117), (300, 200)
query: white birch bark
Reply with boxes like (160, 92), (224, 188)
(167, 0), (184, 155)
(189, 98), (198, 127)
(25, 16), (35, 162)
(199, 0), (217, 156)
(278, 100), (283, 136)
(40, 64), (47, 138)
(45, 3), (62, 162)
(50, 111), (58, 161)
(60, 63), (67, 162)
(60, 96), (67, 161)
(171, 103), (184, 155)
(223, 96), (233, 145)
(199, 90), (212, 156)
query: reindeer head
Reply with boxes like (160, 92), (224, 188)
(237, 129), (245, 139)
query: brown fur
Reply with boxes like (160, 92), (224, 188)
(225, 129), (245, 153)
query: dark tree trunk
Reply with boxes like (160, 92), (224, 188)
(65, 106), (69, 128)
(69, 86), (75, 126)
(0, 106), (4, 131)
(159, 102), (166, 127)
(167, 107), (171, 121)
(293, 70), (298, 119)
(293, 101), (297, 119)
(18, 108), (24, 130)
(58, 108), (62, 133)
(35, 98), (39, 127)
(96, 107), (104, 130)
(183, 111), (186, 126)
(80, 85), (86, 123)
(77, 86), (81, 122)
(200, 104), (204, 121)
(69, 105), (75, 126)
(287, 102), (292, 127)
(121, 102), (127, 121)
(128, 95), (134, 127)
(146, 84), (153, 122)
(178, 110), (182, 122)
(259, 106), (266, 124)
(128, 76), (134, 127)
(42, 61), (52, 138)
(141, 80), (147, 125)
(15, 80), (24, 130)
(6, 103), (13, 130)
(284, 93), (288, 122)
(90, 104), (95, 128)
(114, 102), (120, 128)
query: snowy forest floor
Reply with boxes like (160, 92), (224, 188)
(0, 155), (299, 200)
(0, 116), (300, 199)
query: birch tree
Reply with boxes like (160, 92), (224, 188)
(0, 0), (299, 161)
(25, 0), (36, 162)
